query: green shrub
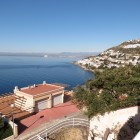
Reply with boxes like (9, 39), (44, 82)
(73, 64), (140, 117)
(0, 119), (13, 140)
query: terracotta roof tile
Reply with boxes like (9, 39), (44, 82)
(20, 84), (64, 95)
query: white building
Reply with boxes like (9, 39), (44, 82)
(14, 81), (64, 112)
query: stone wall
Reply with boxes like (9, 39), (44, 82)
(88, 106), (140, 140)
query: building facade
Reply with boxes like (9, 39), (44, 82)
(14, 81), (64, 112)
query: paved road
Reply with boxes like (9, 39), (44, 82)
(16, 111), (89, 140)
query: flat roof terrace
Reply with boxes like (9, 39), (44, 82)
(20, 84), (64, 96)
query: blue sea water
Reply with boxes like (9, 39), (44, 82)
(0, 56), (93, 95)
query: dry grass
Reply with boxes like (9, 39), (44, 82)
(48, 127), (88, 140)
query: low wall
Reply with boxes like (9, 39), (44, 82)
(9, 121), (18, 138)
(88, 106), (140, 140)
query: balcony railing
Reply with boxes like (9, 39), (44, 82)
(28, 117), (89, 140)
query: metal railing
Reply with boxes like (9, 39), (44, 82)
(28, 118), (89, 140)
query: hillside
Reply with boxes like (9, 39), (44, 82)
(73, 64), (140, 117)
(75, 39), (140, 70)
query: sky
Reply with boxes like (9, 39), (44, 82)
(0, 0), (140, 53)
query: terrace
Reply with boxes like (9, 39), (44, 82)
(0, 93), (32, 121)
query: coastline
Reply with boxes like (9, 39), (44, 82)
(73, 61), (103, 73)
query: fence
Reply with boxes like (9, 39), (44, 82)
(28, 117), (90, 140)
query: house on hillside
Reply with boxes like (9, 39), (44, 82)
(14, 81), (64, 112)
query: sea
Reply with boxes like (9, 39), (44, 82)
(0, 56), (93, 95)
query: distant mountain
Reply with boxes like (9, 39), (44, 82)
(59, 52), (100, 58)
(0, 52), (99, 58)
(75, 39), (140, 70)
(0, 52), (44, 57)
(61, 52), (99, 55)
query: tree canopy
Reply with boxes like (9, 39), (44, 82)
(72, 64), (140, 118)
(0, 117), (13, 139)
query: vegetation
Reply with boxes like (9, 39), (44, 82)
(0, 117), (13, 140)
(111, 45), (140, 54)
(116, 47), (140, 54)
(49, 127), (88, 140)
(72, 64), (140, 118)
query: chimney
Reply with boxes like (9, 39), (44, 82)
(43, 81), (46, 85)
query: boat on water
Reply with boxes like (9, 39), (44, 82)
(44, 55), (48, 58)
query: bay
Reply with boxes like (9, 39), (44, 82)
(0, 56), (93, 94)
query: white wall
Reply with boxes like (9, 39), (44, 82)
(14, 91), (34, 112)
(9, 121), (18, 138)
(88, 106), (140, 140)
(14, 88), (64, 112)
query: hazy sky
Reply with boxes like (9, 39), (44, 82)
(0, 0), (140, 53)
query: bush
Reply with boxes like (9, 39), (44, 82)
(73, 65), (140, 117)
(0, 118), (13, 140)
